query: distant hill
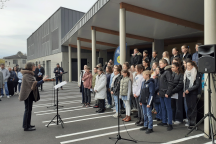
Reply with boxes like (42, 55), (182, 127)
(0, 59), (5, 64)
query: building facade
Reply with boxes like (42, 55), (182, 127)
(4, 51), (27, 68)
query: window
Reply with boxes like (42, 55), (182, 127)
(13, 60), (18, 64)
(22, 60), (26, 64)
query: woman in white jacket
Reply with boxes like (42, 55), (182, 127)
(95, 67), (107, 113)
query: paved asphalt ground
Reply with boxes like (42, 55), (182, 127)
(0, 82), (214, 144)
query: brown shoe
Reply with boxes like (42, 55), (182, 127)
(124, 116), (131, 122)
(122, 115), (128, 121)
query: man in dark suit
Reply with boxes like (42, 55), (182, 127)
(53, 63), (64, 90)
(35, 64), (45, 91)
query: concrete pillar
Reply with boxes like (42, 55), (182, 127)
(152, 39), (164, 60)
(92, 28), (96, 72)
(204, 0), (216, 137)
(120, 8), (126, 65)
(68, 46), (72, 82)
(77, 40), (81, 86)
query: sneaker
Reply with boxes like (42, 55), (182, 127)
(113, 113), (121, 118)
(146, 129), (153, 134)
(185, 123), (189, 127)
(174, 121), (181, 125)
(7, 96), (10, 99)
(140, 127), (148, 131)
(113, 109), (116, 112)
(131, 108), (138, 112)
(157, 122), (168, 127)
(167, 124), (173, 131)
(183, 119), (188, 123)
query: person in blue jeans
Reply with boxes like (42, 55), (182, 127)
(105, 66), (112, 108)
(157, 59), (174, 131)
(139, 70), (155, 134)
(0, 64), (10, 98)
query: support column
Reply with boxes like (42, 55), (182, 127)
(92, 28), (96, 72)
(204, 0), (216, 137)
(77, 39), (81, 86)
(120, 8), (126, 65)
(152, 39), (164, 60)
(68, 46), (72, 82)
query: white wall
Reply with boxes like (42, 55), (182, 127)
(5, 59), (26, 69)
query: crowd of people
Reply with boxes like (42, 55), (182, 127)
(0, 63), (45, 101)
(79, 43), (203, 134)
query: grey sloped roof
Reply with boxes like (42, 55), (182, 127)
(3, 51), (27, 59)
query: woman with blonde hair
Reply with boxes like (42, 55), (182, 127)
(162, 51), (170, 64)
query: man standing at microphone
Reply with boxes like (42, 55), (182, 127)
(54, 63), (64, 90)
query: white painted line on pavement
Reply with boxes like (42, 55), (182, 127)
(34, 106), (83, 113)
(37, 107), (89, 116)
(161, 133), (204, 144)
(60, 125), (157, 144)
(56, 123), (134, 138)
(45, 115), (113, 126)
(203, 140), (216, 144)
(43, 112), (114, 123)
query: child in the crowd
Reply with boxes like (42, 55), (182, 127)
(120, 70), (132, 122)
(133, 64), (145, 126)
(130, 65), (137, 112)
(153, 67), (161, 121)
(157, 59), (174, 131)
(106, 66), (113, 108)
(171, 62), (184, 125)
(184, 60), (200, 129)
(151, 62), (159, 114)
(94, 67), (107, 113)
(92, 67), (99, 108)
(111, 67), (122, 118)
(143, 59), (151, 70)
(139, 70), (155, 134)
(162, 51), (170, 64)
(82, 66), (92, 107)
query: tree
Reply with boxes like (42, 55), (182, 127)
(0, 0), (9, 9)
(0, 59), (5, 64)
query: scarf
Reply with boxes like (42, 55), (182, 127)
(184, 67), (197, 90)
(111, 74), (120, 88)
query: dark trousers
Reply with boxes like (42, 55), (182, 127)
(130, 94), (137, 109)
(7, 81), (14, 96)
(107, 91), (112, 105)
(84, 88), (91, 104)
(98, 99), (105, 109)
(171, 93), (183, 122)
(135, 96), (143, 120)
(22, 91), (34, 129)
(56, 76), (62, 88)
(186, 93), (197, 126)
(37, 77), (43, 90)
(14, 82), (18, 93)
(81, 84), (84, 103)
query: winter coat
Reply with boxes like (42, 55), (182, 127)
(184, 72), (201, 95)
(133, 74), (144, 97)
(154, 77), (160, 103)
(8, 71), (15, 82)
(35, 67), (45, 81)
(120, 76), (130, 96)
(0, 71), (3, 88)
(109, 73), (114, 88)
(82, 72), (92, 89)
(170, 54), (180, 64)
(159, 65), (173, 97)
(143, 56), (150, 62)
(139, 78), (155, 105)
(132, 52), (142, 66)
(18, 72), (23, 83)
(110, 75), (122, 96)
(53, 67), (64, 77)
(180, 52), (192, 61)
(13, 71), (19, 82)
(171, 73), (183, 95)
(95, 73), (107, 100)
(0, 68), (10, 82)
(150, 56), (159, 68)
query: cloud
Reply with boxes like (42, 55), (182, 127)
(0, 0), (97, 58)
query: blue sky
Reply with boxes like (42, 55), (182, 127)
(0, 0), (97, 58)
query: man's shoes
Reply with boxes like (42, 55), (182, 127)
(136, 120), (144, 126)
(140, 127), (148, 131)
(97, 109), (104, 113)
(30, 125), (35, 128)
(146, 129), (153, 134)
(157, 122), (168, 127)
(24, 127), (36, 131)
(167, 124), (173, 131)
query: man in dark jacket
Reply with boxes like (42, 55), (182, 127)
(53, 63), (64, 90)
(150, 50), (159, 68)
(131, 48), (142, 66)
(35, 64), (45, 91)
(170, 48), (180, 64)
(180, 44), (192, 61)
